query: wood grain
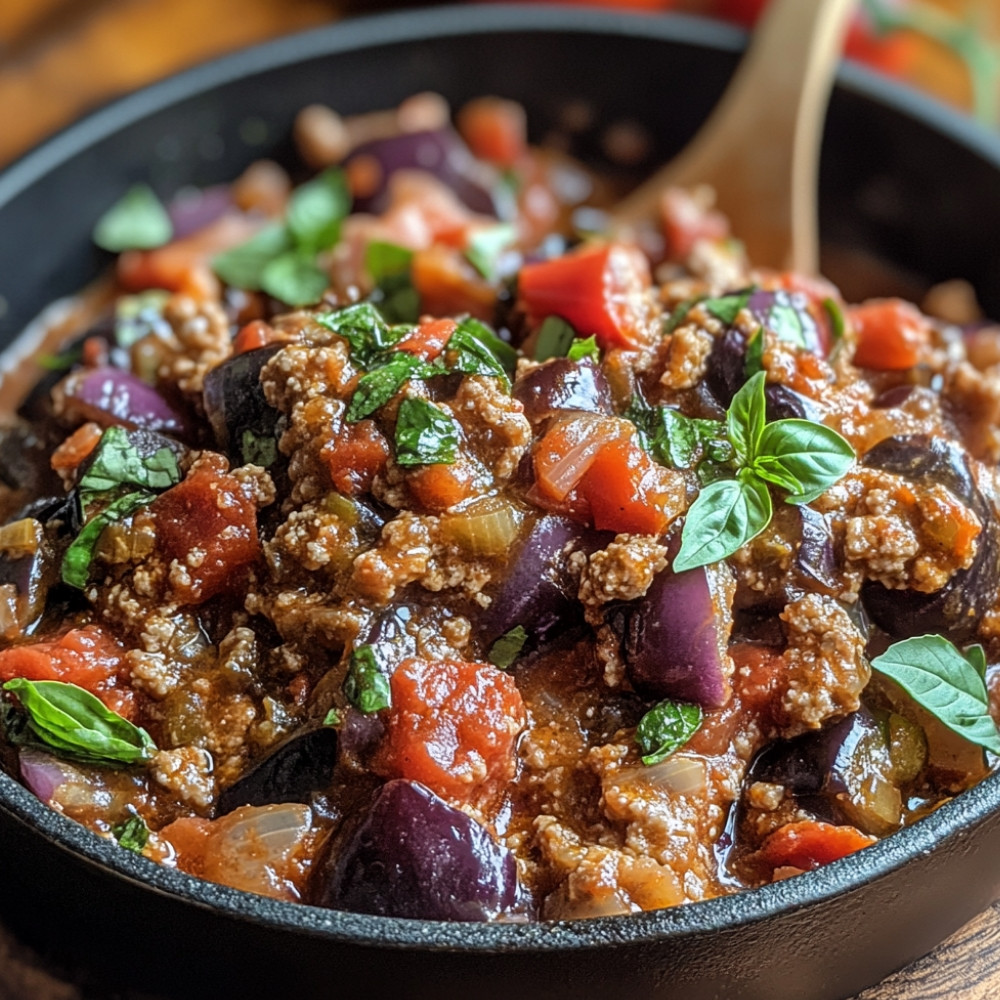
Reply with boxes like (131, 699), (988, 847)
(1, 0), (999, 997)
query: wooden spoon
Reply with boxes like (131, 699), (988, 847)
(609, 0), (857, 275)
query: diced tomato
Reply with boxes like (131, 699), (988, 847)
(151, 455), (259, 604)
(849, 298), (931, 371)
(456, 97), (528, 168)
(231, 320), (291, 356)
(578, 434), (678, 535)
(518, 242), (655, 350)
(50, 422), (103, 473)
(117, 214), (259, 302)
(659, 187), (730, 261)
(406, 460), (476, 512)
(411, 245), (497, 321)
(157, 816), (212, 876)
(759, 820), (877, 872)
(321, 420), (390, 496)
(394, 317), (456, 362)
(0, 625), (135, 718)
(845, 19), (919, 77)
(381, 658), (526, 805)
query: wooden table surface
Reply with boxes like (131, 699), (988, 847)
(2, 0), (1000, 997)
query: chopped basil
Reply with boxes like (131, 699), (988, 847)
(636, 700), (703, 766)
(259, 251), (331, 307)
(92, 184), (172, 253)
(286, 167), (350, 254)
(759, 294), (810, 348)
(701, 289), (752, 325)
(628, 394), (728, 472)
(322, 708), (343, 727)
(567, 335), (600, 363)
(663, 296), (704, 335)
(112, 813), (150, 854)
(464, 224), (517, 280)
(744, 326), (765, 377)
(394, 398), (460, 467)
(871, 636), (1000, 754)
(346, 354), (437, 423)
(62, 490), (155, 589)
(212, 167), (349, 306)
(78, 426), (180, 507)
(534, 316), (577, 361)
(446, 318), (513, 383)
(2, 678), (156, 767)
(240, 429), (278, 468)
(342, 645), (391, 714)
(213, 223), (293, 291)
(488, 626), (528, 670)
(674, 371), (854, 572)
(365, 241), (419, 324)
(316, 302), (407, 370)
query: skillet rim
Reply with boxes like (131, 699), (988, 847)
(1, 0), (1000, 954)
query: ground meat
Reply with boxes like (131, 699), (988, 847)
(576, 534), (669, 608)
(658, 324), (714, 391)
(775, 594), (870, 735)
(158, 295), (231, 396)
(150, 746), (216, 811)
(266, 500), (365, 578)
(449, 376), (532, 481)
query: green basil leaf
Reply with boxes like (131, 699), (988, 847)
(93, 184), (172, 253)
(62, 491), (155, 589)
(465, 223), (517, 279)
(966, 643), (988, 681)
(316, 303), (407, 370)
(662, 296), (703, 335)
(364, 242), (420, 323)
(753, 418), (855, 504)
(702, 289), (752, 325)
(534, 316), (577, 361)
(760, 293), (810, 348)
(488, 626), (528, 670)
(78, 426), (180, 507)
(212, 223), (292, 290)
(636, 700), (703, 766)
(648, 408), (727, 471)
(673, 471), (772, 572)
(823, 297), (846, 343)
(870, 635), (1000, 754)
(322, 708), (343, 727)
(2, 679), (156, 767)
(346, 353), (436, 423)
(455, 318), (518, 374)
(726, 370), (767, 466)
(114, 290), (171, 348)
(366, 241), (414, 283)
(446, 318), (512, 383)
(260, 250), (330, 307)
(240, 429), (278, 468)
(112, 813), (150, 854)
(286, 167), (350, 253)
(395, 397), (460, 467)
(744, 326), (764, 378)
(567, 335), (600, 363)
(342, 645), (391, 714)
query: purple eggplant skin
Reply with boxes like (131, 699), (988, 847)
(764, 384), (826, 424)
(476, 514), (614, 649)
(0, 530), (53, 636)
(512, 357), (614, 425)
(860, 434), (1000, 642)
(345, 128), (498, 216)
(215, 725), (338, 816)
(608, 562), (734, 709)
(705, 327), (748, 407)
(202, 344), (284, 465)
(747, 288), (825, 357)
(796, 506), (840, 597)
(313, 779), (527, 921)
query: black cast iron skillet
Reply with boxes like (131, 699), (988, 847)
(2, 6), (1000, 999)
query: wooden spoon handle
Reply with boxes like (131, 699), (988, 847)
(610, 0), (857, 275)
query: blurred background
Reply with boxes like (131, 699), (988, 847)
(1, 0), (999, 168)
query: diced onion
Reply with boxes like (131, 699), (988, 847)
(440, 495), (526, 556)
(0, 519), (42, 557)
(616, 754), (707, 797)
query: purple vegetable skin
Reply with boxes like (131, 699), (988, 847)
(513, 357), (613, 424)
(314, 779), (525, 921)
(608, 562), (734, 709)
(477, 514), (613, 648)
(346, 128), (497, 216)
(61, 367), (186, 436)
(167, 185), (232, 239)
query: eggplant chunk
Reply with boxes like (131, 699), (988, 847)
(513, 357), (614, 425)
(861, 434), (1000, 642)
(313, 779), (526, 921)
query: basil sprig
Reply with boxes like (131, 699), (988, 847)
(636, 700), (703, 766)
(871, 636), (1000, 754)
(395, 398), (460, 466)
(342, 645), (391, 714)
(2, 679), (156, 767)
(92, 184), (172, 253)
(213, 167), (349, 306)
(673, 372), (854, 572)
